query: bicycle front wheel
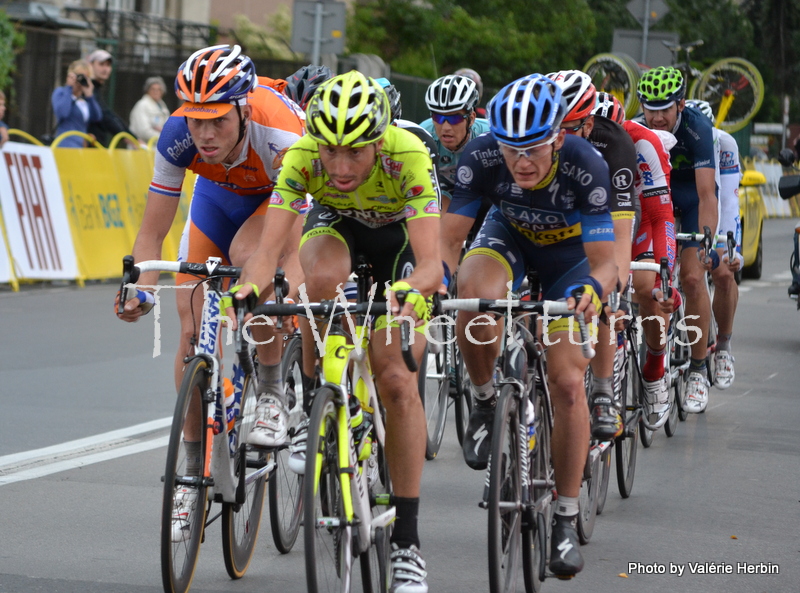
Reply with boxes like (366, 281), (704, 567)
(419, 326), (449, 459)
(692, 57), (764, 133)
(222, 365), (267, 578)
(161, 357), (210, 593)
(269, 336), (304, 553)
(595, 447), (612, 515)
(487, 385), (525, 593)
(615, 342), (639, 498)
(304, 386), (354, 593)
(452, 344), (472, 446)
(577, 447), (600, 544)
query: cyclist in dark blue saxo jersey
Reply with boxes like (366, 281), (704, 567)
(440, 74), (617, 578)
(637, 66), (718, 413)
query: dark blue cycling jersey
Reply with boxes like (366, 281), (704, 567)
(450, 133), (614, 247)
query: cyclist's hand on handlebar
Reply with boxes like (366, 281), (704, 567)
(565, 278), (603, 322)
(651, 286), (677, 315)
(115, 287), (154, 322)
(721, 249), (743, 272)
(387, 281), (429, 326)
(221, 283), (260, 331)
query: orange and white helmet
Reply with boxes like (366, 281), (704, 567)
(173, 44), (257, 118)
(546, 70), (596, 121)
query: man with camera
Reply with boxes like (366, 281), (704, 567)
(50, 59), (102, 148)
(87, 49), (137, 147)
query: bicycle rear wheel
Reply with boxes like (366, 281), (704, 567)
(526, 385), (552, 593)
(577, 447), (600, 544)
(161, 357), (210, 593)
(222, 365), (267, 578)
(595, 447), (612, 515)
(583, 52), (642, 120)
(487, 385), (525, 593)
(304, 386), (354, 593)
(269, 336), (304, 553)
(692, 57), (764, 133)
(360, 434), (393, 593)
(615, 341), (639, 498)
(419, 325), (449, 459)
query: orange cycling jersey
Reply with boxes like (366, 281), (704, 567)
(150, 81), (304, 198)
(270, 124), (440, 228)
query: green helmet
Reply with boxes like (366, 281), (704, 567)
(637, 66), (685, 109)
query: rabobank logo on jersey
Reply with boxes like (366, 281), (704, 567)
(166, 132), (194, 160)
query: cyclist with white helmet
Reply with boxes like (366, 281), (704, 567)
(421, 74), (490, 213)
(686, 98), (742, 388)
(637, 66), (718, 413)
(547, 70), (638, 438)
(595, 92), (679, 426)
(116, 44), (305, 539)
(441, 74), (617, 577)
(453, 67), (486, 116)
(233, 71), (441, 593)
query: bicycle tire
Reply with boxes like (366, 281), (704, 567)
(360, 434), (393, 593)
(222, 365), (268, 578)
(529, 384), (553, 591)
(452, 344), (472, 446)
(161, 357), (210, 593)
(487, 385), (525, 593)
(577, 447), (599, 544)
(692, 57), (764, 133)
(636, 339), (654, 448)
(268, 336), (304, 554)
(304, 386), (354, 593)
(671, 299), (690, 422)
(419, 328), (449, 459)
(664, 312), (680, 437)
(594, 447), (612, 515)
(615, 340), (639, 498)
(583, 52), (642, 120)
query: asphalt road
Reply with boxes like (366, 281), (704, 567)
(1, 218), (798, 592)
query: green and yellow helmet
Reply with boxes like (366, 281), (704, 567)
(637, 66), (685, 110)
(305, 71), (390, 147)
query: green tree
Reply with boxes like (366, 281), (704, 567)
(0, 10), (26, 92)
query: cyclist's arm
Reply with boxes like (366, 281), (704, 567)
(404, 215), (444, 300)
(441, 212), (476, 276)
(585, 238), (618, 300)
(696, 166), (719, 247)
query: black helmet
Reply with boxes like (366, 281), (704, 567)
(284, 64), (334, 110)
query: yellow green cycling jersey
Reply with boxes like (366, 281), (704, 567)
(268, 124), (440, 228)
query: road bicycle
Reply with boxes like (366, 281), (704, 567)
(418, 297), (451, 459)
(441, 282), (593, 593)
(250, 261), (419, 593)
(119, 256), (301, 593)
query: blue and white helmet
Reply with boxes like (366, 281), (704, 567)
(488, 74), (567, 146)
(685, 99), (714, 121)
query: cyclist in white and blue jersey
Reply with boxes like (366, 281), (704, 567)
(441, 74), (617, 578)
(637, 66), (718, 413)
(686, 99), (742, 389)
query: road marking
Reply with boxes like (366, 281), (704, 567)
(707, 389), (751, 411)
(0, 417), (171, 486)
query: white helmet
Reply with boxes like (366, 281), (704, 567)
(425, 75), (479, 113)
(686, 99), (714, 121)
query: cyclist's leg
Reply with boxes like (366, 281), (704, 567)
(675, 202), (713, 412)
(455, 212), (524, 470)
(710, 249), (738, 388)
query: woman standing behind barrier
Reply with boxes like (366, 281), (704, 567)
(51, 60), (102, 148)
(129, 76), (171, 143)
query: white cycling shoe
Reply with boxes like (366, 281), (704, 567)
(171, 486), (199, 543)
(714, 351), (735, 389)
(642, 375), (670, 429)
(248, 395), (288, 447)
(683, 371), (710, 413)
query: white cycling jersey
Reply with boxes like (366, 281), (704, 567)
(713, 128), (742, 250)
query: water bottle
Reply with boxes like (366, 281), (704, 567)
(223, 377), (236, 432)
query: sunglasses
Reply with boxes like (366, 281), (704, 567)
(431, 112), (469, 125)
(561, 118), (588, 133)
(498, 134), (558, 162)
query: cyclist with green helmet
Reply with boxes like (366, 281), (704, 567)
(232, 71), (441, 593)
(637, 66), (718, 413)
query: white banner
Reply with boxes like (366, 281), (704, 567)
(0, 142), (78, 279)
(0, 215), (12, 285)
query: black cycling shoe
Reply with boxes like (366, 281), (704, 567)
(588, 393), (623, 441)
(549, 513), (584, 577)
(462, 396), (496, 470)
(789, 282), (800, 296)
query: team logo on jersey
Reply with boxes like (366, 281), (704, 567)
(290, 198), (307, 212)
(166, 132), (194, 161)
(286, 178), (306, 192)
(300, 167), (311, 181)
(368, 195), (399, 204)
(312, 159), (324, 177)
(405, 185), (425, 198)
(613, 168), (634, 190)
(269, 192), (284, 205)
(271, 146), (289, 169)
(587, 188), (608, 207)
(424, 200), (440, 214)
(405, 205), (418, 218)
(401, 262), (415, 279)
(380, 155), (403, 179)
(316, 210), (338, 221)
(457, 166), (474, 185)
(441, 155), (452, 165)
(495, 182), (510, 195)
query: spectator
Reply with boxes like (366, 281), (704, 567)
(129, 76), (170, 143)
(86, 49), (137, 146)
(0, 90), (8, 148)
(51, 60), (102, 148)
